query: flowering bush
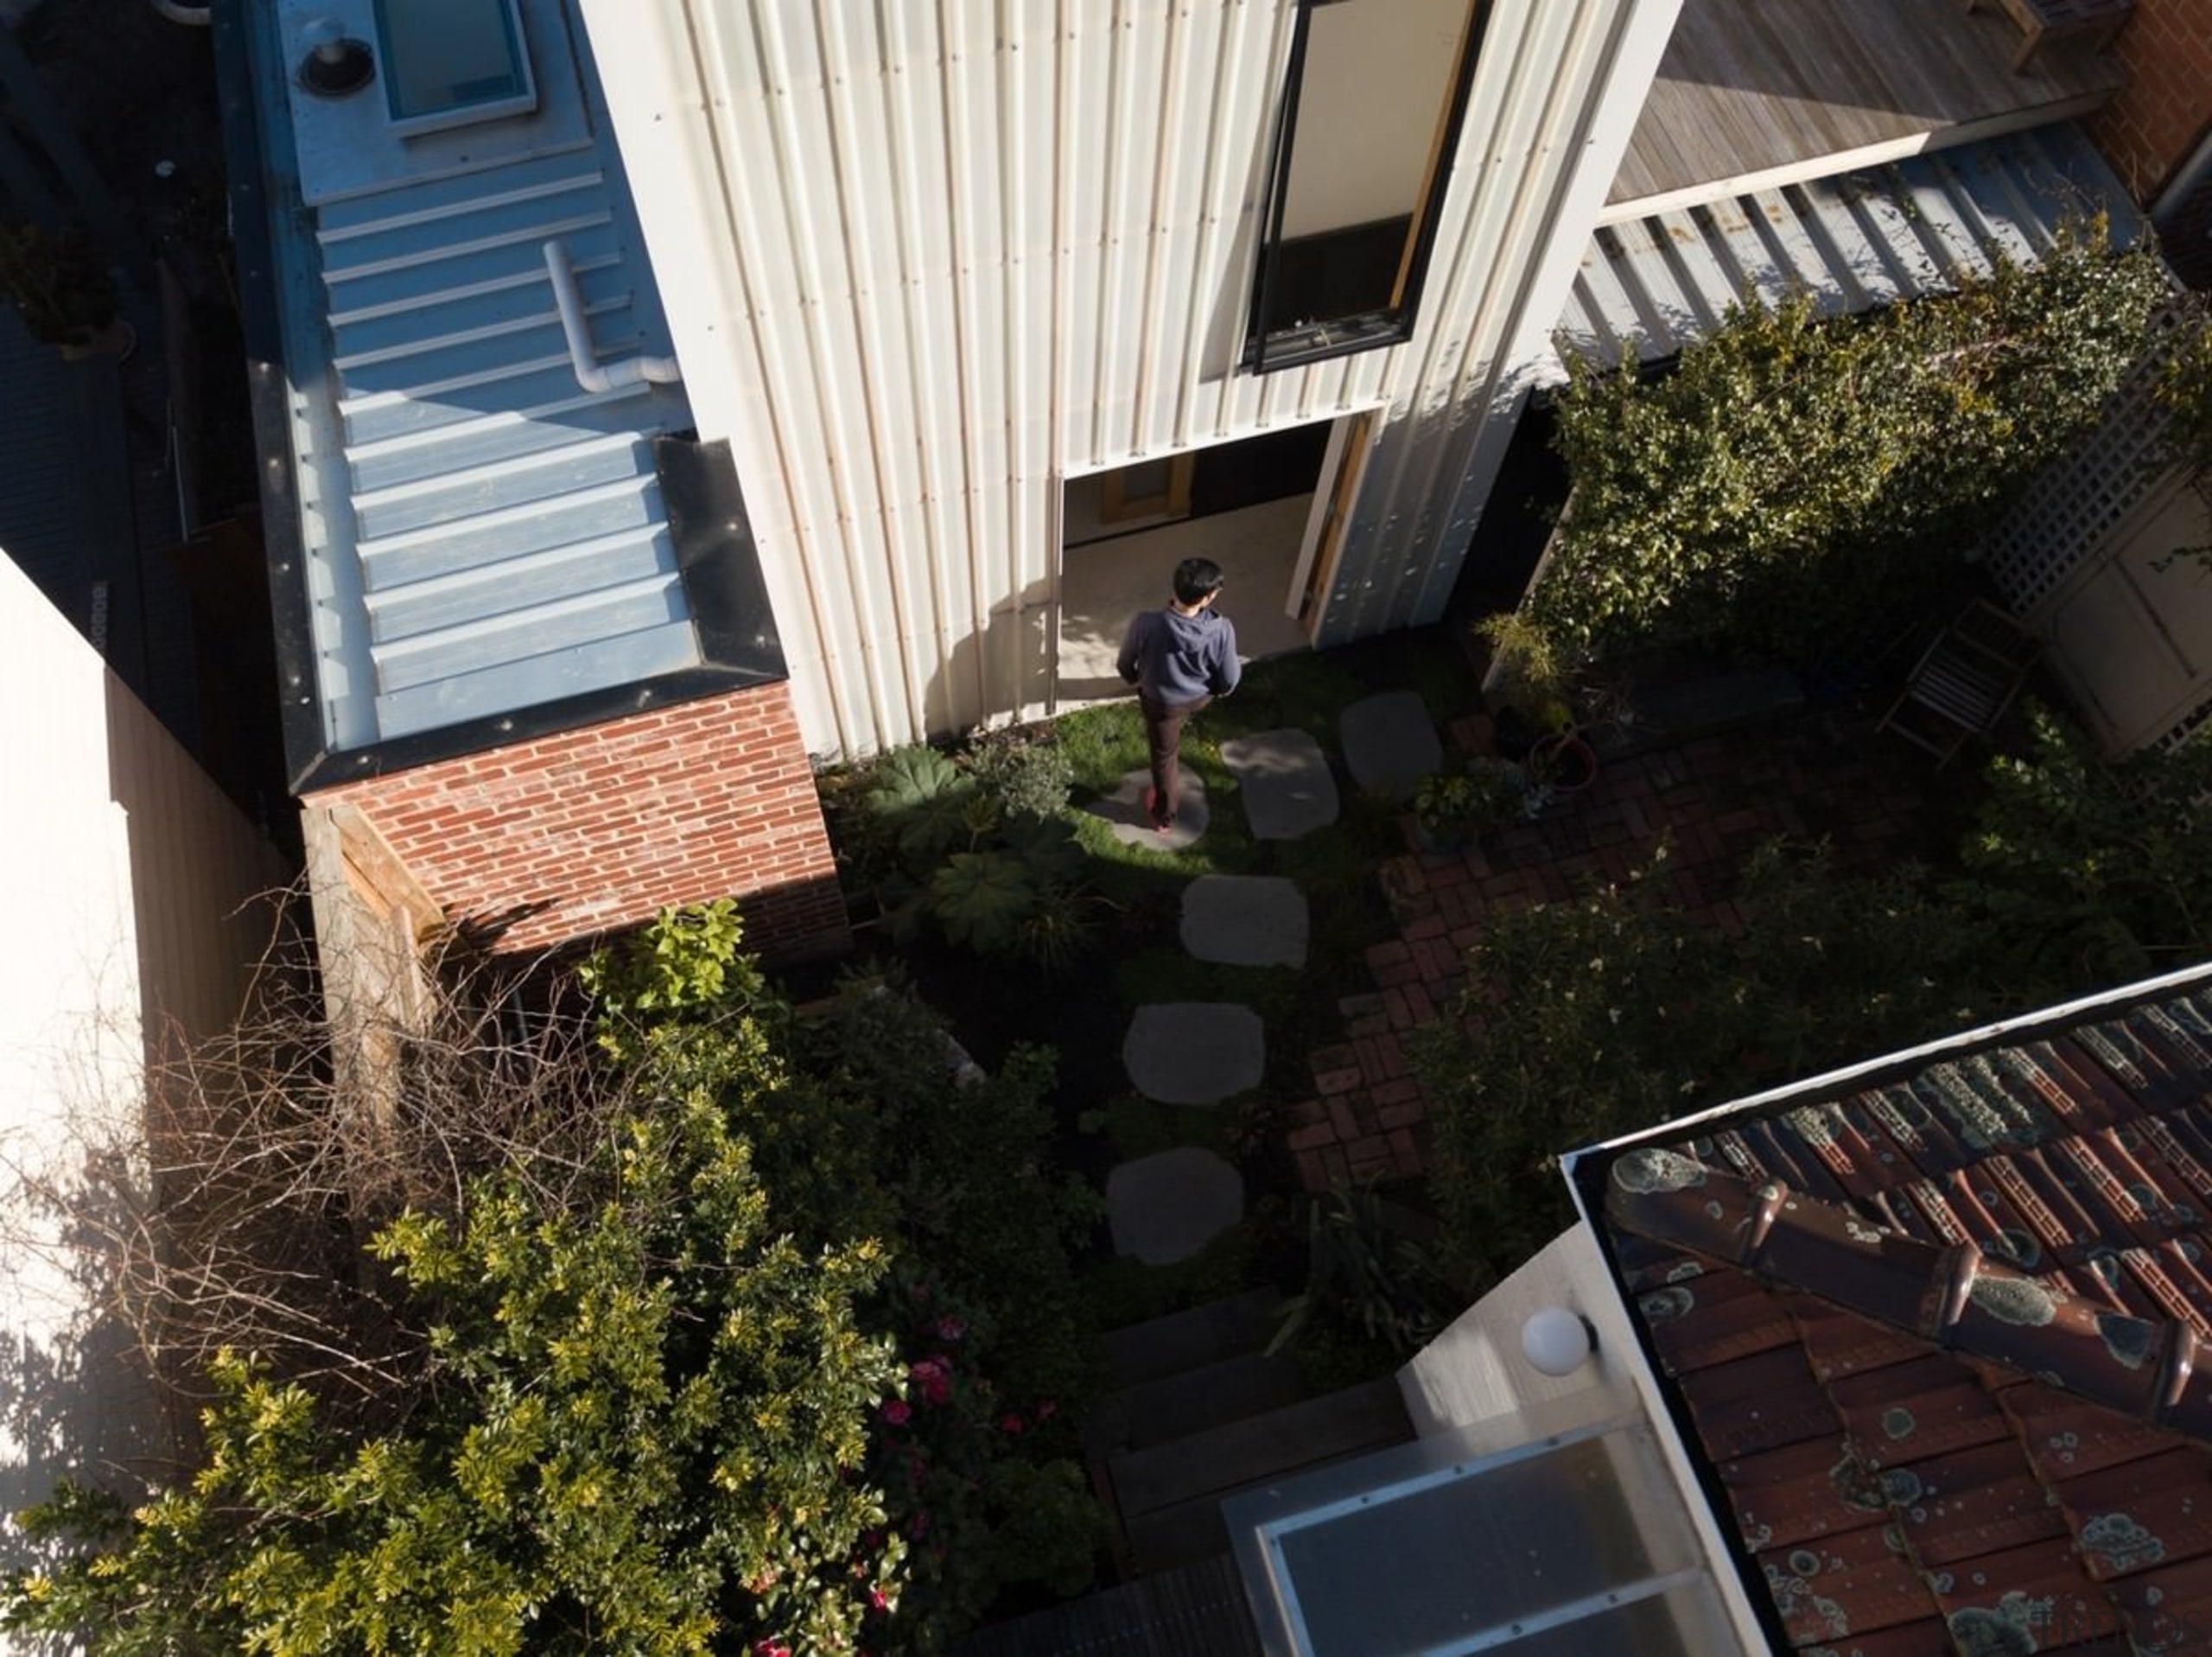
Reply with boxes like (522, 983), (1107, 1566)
(865, 1275), (1103, 1649)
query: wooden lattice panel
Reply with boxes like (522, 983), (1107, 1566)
(1985, 317), (2183, 613)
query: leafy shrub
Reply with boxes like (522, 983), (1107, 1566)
(1268, 1183), (1450, 1363)
(863, 744), (1103, 971)
(969, 726), (1075, 822)
(1418, 843), (1997, 1269)
(1953, 703), (2212, 987)
(1414, 757), (1530, 840)
(1536, 224), (2174, 663)
(4, 909), (1110, 1657)
(6, 1093), (905, 1657)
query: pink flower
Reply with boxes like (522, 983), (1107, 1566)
(1000, 1413), (1026, 1435)
(753, 1641), (791, 1657)
(934, 1316), (966, 1343)
(869, 1587), (890, 1612)
(880, 1398), (912, 1426)
(1036, 1400), (1058, 1421)
(909, 1356), (953, 1406)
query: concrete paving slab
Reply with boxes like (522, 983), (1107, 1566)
(1340, 690), (1443, 801)
(1179, 875), (1308, 968)
(1086, 768), (1211, 851)
(1218, 730), (1339, 841)
(1123, 1002), (1265, 1105)
(1107, 1147), (1245, 1265)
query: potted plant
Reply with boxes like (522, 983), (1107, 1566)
(1475, 610), (1625, 795)
(1414, 755), (1530, 850)
(1476, 610), (1574, 755)
(0, 220), (131, 359)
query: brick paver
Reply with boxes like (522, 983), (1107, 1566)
(1287, 720), (1929, 1191)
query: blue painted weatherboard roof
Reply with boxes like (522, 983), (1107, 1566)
(1546, 123), (2152, 384)
(252, 3), (698, 753)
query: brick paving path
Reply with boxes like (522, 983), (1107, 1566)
(1286, 719), (1932, 1191)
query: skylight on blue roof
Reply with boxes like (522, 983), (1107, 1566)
(373, 0), (537, 135)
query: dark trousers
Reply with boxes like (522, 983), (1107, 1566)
(1139, 692), (1211, 823)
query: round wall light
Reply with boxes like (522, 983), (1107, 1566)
(1521, 1306), (1595, 1377)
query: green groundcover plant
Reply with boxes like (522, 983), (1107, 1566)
(5, 907), (1103, 1657)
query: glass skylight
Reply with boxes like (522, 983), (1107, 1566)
(1227, 1414), (1738, 1656)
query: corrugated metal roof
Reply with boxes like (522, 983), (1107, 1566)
(1545, 123), (2152, 384)
(251, 0), (698, 752)
(1599, 979), (2212, 1654)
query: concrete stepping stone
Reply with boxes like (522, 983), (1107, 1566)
(1123, 1002), (1264, 1105)
(1107, 1147), (1245, 1265)
(1087, 768), (1210, 851)
(1218, 729), (1339, 841)
(1179, 875), (1307, 968)
(1340, 690), (1443, 801)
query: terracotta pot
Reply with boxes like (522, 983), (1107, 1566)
(1530, 732), (1597, 794)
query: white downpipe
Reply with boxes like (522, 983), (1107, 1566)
(149, 0), (211, 23)
(542, 239), (682, 392)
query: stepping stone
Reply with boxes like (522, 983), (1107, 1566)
(1087, 768), (1210, 851)
(1340, 690), (1443, 801)
(1107, 1147), (1245, 1265)
(1123, 1003), (1265, 1105)
(1180, 875), (1307, 968)
(1219, 730), (1339, 841)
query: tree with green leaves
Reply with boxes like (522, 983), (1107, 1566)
(6, 1083), (901, 1656)
(6, 908), (1103, 1656)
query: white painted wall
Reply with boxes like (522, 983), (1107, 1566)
(579, 0), (1681, 756)
(0, 551), (291, 1631)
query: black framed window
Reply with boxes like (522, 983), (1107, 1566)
(1244, 0), (1491, 373)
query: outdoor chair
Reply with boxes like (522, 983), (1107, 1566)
(1877, 600), (2041, 767)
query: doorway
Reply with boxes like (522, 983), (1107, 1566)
(1054, 411), (1378, 708)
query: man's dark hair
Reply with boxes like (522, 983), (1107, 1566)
(1172, 558), (1224, 606)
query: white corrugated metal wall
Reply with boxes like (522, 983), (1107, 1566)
(580, 0), (1680, 757)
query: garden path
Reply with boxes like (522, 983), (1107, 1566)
(1100, 729), (1349, 1266)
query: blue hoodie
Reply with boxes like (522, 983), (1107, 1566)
(1118, 605), (1241, 705)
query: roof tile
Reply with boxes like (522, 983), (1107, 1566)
(1599, 978), (2212, 1654)
(2052, 1445), (2212, 1580)
(1829, 1356), (2013, 1469)
(1756, 1523), (1927, 1647)
(1720, 1437), (1891, 1552)
(1884, 1438), (2066, 1565)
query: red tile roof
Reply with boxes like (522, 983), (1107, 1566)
(1590, 980), (2212, 1654)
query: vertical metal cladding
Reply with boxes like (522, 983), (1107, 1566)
(586, 0), (1680, 757)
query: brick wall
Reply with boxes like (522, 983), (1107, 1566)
(2086, 0), (2212, 202)
(307, 682), (849, 962)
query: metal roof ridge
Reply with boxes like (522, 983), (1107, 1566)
(1603, 1159), (2212, 1446)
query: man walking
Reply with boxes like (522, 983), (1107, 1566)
(1117, 557), (1240, 833)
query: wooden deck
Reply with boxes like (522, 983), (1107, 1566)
(1608, 0), (2131, 219)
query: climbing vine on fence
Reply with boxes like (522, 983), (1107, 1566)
(1533, 220), (2181, 664)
